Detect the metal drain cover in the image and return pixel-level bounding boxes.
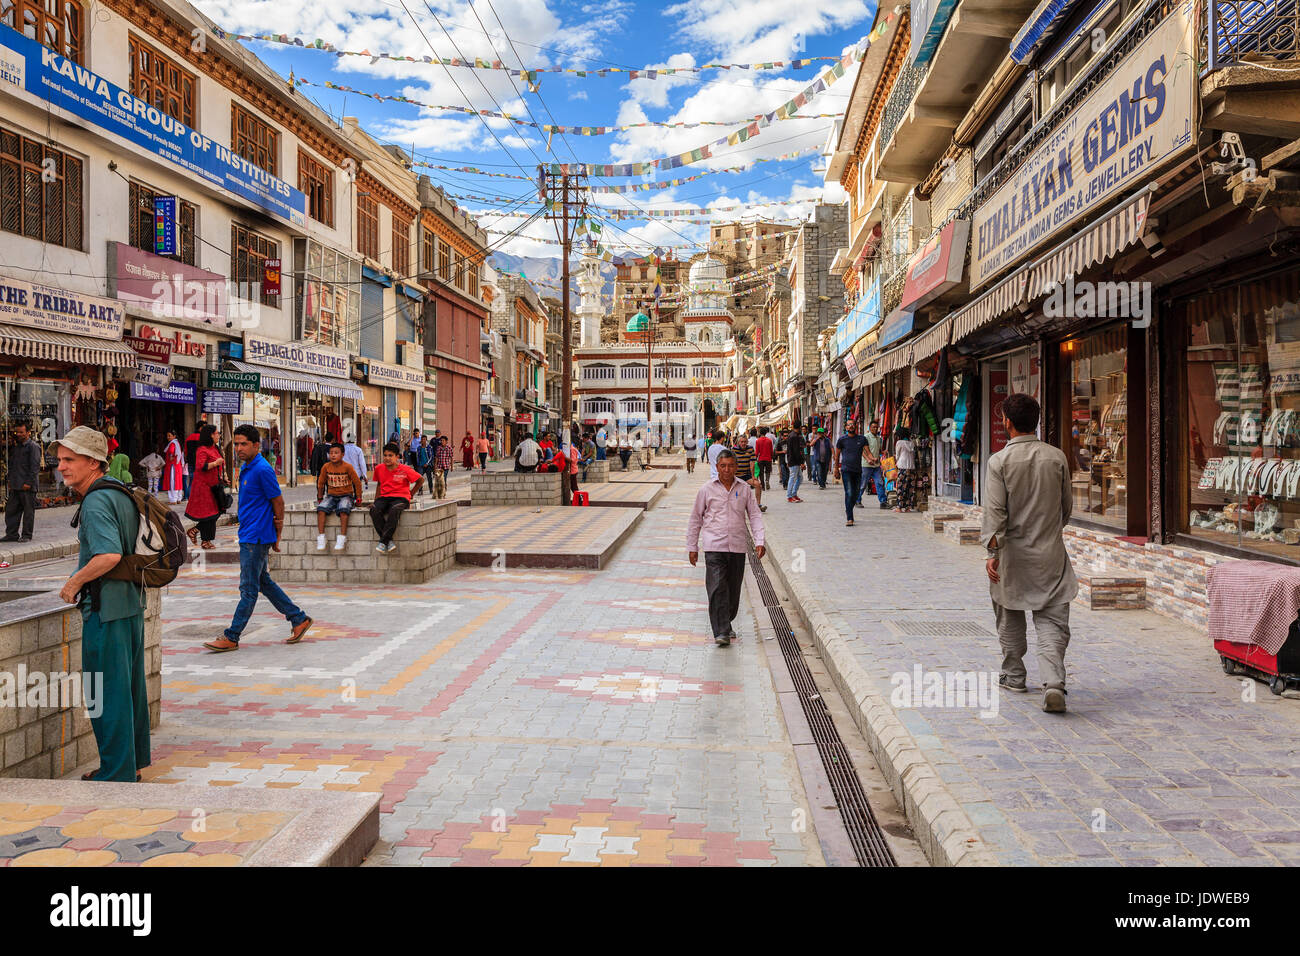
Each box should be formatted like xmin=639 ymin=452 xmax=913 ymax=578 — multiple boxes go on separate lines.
xmin=888 ymin=619 xmax=993 ymax=637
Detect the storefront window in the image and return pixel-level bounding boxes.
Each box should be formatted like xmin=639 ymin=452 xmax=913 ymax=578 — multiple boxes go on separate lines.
xmin=1060 ymin=329 xmax=1127 ymax=529
xmin=357 ymin=386 xmax=384 ymax=472
xmin=1185 ymin=281 xmax=1300 ymax=558
xmin=297 ymin=240 xmax=361 ymax=352
xmin=0 ymin=376 xmax=73 ymax=504
xmin=238 ymin=392 xmax=283 ymax=474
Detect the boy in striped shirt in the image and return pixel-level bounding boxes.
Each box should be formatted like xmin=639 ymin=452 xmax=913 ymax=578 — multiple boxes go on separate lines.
xmin=731 ymin=432 xmax=766 ymax=513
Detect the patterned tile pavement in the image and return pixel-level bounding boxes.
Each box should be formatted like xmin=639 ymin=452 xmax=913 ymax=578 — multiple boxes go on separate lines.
xmin=79 ymin=472 xmax=825 ymax=866
xmin=759 ymin=481 xmax=1300 ymax=865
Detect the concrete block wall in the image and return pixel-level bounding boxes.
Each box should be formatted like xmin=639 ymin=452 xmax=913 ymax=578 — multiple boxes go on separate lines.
xmin=270 ymin=500 xmax=458 ymax=585
xmin=471 ymin=471 xmax=565 ymax=507
xmin=583 ymin=460 xmax=610 ymax=484
xmin=1 ymin=589 xmax=161 ymax=779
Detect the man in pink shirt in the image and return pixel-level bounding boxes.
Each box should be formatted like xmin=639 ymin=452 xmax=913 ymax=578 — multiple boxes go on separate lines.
xmin=686 ymin=449 xmax=766 ymax=647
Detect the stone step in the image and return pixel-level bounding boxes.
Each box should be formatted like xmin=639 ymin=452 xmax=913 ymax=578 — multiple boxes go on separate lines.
xmin=942 ymin=523 xmax=981 ymax=545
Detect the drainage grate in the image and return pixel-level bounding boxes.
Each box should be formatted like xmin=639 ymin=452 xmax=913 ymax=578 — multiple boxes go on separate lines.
xmin=888 ymin=619 xmax=993 ymax=637
xmin=748 ymin=543 xmax=897 ymax=868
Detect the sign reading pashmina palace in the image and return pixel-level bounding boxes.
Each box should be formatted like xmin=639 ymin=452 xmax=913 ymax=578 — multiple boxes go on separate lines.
xmin=0 ymin=24 xmax=307 ymax=226
xmin=971 ymin=6 xmax=1196 ymax=290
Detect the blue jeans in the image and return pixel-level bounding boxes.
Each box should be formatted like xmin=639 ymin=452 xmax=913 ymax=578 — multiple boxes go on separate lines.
xmin=862 ymin=465 xmax=888 ymax=505
xmin=841 ymin=470 xmax=863 ymax=520
xmin=596 ymin=447 xmax=606 ymax=460
xmin=182 ymin=472 xmax=192 ymax=499
xmin=787 ymin=466 xmax=803 ymax=498
xmin=225 ymin=542 xmax=307 ymax=643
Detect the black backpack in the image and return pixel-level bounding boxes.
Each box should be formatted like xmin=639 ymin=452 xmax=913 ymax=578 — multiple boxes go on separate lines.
xmin=73 ymin=479 xmax=189 ymax=588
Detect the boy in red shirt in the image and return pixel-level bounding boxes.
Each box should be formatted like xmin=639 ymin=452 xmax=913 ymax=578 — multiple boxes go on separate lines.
xmin=369 ymin=442 xmax=423 ymax=553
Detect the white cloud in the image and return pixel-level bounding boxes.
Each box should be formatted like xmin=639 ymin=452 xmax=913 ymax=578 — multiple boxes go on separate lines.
xmin=624 ymin=53 xmax=698 ymax=110
xmin=662 ymin=0 xmax=873 ymax=62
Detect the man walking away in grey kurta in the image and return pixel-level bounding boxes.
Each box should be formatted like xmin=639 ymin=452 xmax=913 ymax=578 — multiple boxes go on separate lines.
xmin=980 ymin=393 xmax=1078 ymax=713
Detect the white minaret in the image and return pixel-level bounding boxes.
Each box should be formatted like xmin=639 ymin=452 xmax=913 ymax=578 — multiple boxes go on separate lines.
xmin=577 ymin=255 xmax=604 ymax=347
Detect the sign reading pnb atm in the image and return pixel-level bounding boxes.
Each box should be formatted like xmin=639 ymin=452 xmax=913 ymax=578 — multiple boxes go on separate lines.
xmin=971 ymin=10 xmax=1194 ymax=290
xmin=0 ymin=25 xmax=307 ymax=226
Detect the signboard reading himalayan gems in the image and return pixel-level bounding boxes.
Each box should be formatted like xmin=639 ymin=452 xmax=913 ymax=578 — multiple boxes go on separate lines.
xmin=971 ymin=8 xmax=1195 ymax=291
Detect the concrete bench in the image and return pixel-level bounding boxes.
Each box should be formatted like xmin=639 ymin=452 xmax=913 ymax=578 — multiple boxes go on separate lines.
xmin=581 ymin=460 xmax=610 ymax=484
xmin=471 ymin=471 xmax=566 ymax=507
xmin=930 ymin=513 xmax=965 ymax=533
xmin=1074 ymin=569 xmax=1147 ymax=610
xmin=942 ymin=523 xmax=981 ymax=545
xmin=269 ymin=499 xmax=457 ymax=585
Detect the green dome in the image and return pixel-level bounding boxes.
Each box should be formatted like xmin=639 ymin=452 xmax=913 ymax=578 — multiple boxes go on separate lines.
xmin=627 ymin=311 xmax=650 ymax=332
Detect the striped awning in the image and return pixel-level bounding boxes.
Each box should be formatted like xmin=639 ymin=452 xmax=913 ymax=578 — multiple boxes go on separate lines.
xmin=908 ymin=316 xmax=954 ymax=364
xmin=1024 ymin=190 xmax=1152 ymax=301
xmin=229 ymin=360 xmax=364 ymax=400
xmin=950 ymin=270 xmax=1029 ymax=345
xmin=0 ymin=326 xmax=138 ymax=367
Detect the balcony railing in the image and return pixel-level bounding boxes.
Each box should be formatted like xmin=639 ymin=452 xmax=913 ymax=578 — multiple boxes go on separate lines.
xmin=877 ymin=61 xmax=929 ymax=157
xmin=1205 ymin=0 xmax=1299 ymax=69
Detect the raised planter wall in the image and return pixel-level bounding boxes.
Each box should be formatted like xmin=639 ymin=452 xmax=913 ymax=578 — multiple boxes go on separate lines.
xmin=470 ymin=471 xmax=565 ymax=507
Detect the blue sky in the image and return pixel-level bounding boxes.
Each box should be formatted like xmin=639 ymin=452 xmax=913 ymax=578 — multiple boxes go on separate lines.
xmin=194 ymin=0 xmax=878 ymax=258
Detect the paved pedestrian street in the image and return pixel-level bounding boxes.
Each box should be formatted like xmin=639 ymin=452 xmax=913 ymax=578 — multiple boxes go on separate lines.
xmin=137 ymin=474 xmax=834 ymax=866
xmin=760 ymin=483 xmax=1300 ymax=866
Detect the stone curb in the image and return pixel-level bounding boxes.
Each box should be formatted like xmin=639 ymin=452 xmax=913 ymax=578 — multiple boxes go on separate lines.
xmin=0 ymin=513 xmax=241 ymax=569
xmin=761 ymin=533 xmax=998 ymax=867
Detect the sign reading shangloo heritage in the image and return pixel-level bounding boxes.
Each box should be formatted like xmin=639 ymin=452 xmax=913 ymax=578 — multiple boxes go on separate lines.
xmin=0 ymin=273 xmax=124 ymax=339
xmin=971 ymin=6 xmax=1195 ymax=291
xmin=243 ymin=333 xmax=349 ymax=378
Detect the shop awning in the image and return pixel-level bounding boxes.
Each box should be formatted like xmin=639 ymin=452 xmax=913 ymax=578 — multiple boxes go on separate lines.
xmin=1011 ymin=0 xmax=1088 ymax=63
xmin=0 ymin=326 xmax=138 ymax=367
xmin=229 ymin=360 xmax=363 ymax=400
xmin=1024 ymin=189 xmax=1152 ymax=301
xmin=907 ymin=317 xmax=954 ymax=365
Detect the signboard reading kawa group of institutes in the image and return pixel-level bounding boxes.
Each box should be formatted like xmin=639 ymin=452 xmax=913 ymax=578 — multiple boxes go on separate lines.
xmin=970 ymin=8 xmax=1196 ymax=291
xmin=0 ymin=25 xmax=307 ymax=227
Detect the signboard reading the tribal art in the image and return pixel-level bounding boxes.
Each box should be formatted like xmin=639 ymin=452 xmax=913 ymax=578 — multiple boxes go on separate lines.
xmin=971 ymin=9 xmax=1195 ymax=291
xmin=0 ymin=25 xmax=307 ymax=226
xmin=0 ymin=274 xmax=124 ymax=339
xmin=243 ymin=333 xmax=349 ymax=378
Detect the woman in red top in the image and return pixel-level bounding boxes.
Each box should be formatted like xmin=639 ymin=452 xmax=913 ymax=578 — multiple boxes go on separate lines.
xmin=185 ymin=423 xmax=224 ymax=549
xmin=460 ymin=431 xmax=475 ymax=470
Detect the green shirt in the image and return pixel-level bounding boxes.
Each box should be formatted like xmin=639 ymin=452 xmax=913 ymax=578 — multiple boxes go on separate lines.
xmin=77 ymin=479 xmax=145 ymax=622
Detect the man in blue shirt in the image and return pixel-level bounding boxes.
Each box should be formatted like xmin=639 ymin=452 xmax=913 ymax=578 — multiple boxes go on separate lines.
xmin=204 ymin=424 xmax=312 ymax=652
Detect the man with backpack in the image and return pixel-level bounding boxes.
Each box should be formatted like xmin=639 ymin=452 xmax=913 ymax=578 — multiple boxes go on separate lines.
xmin=204 ymin=424 xmax=313 ymax=652
xmin=54 ymin=427 xmax=151 ymax=782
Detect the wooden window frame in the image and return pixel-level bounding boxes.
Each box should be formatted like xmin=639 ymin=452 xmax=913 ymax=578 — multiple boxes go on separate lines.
xmin=297 ymin=149 xmax=334 ymax=227
xmin=231 ymin=103 xmax=278 ymax=178
xmin=128 ymin=34 xmax=196 ymax=129
xmin=3 ymin=0 xmax=83 ymax=63
xmin=391 ymin=211 xmax=411 ymax=277
xmin=437 ymin=238 xmax=450 ymax=281
xmin=128 ymin=179 xmax=197 ymax=266
xmin=0 ymin=124 xmax=84 ymax=251
xmin=356 ymin=193 xmax=379 ymax=260
xmin=230 ymin=222 xmax=279 ymax=308
xmin=421 ymin=227 xmax=435 ymax=274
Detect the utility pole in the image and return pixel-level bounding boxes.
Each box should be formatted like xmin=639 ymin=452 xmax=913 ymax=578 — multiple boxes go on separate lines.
xmin=539 ymin=165 xmax=588 ymax=446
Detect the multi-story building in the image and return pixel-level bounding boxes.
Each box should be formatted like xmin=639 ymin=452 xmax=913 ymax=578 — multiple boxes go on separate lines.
xmin=488 ymin=274 xmax=548 ymax=446
xmin=575 ymin=255 xmax=740 ymax=443
xmin=0 ymin=0 xmax=379 ymax=494
xmin=418 ymin=179 xmax=490 ymax=447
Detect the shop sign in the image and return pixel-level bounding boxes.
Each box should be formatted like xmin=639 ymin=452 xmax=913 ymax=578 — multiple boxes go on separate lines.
xmin=208 ymin=369 xmax=260 ymax=392
xmin=514 ymin=412 xmax=533 ymax=424
xmin=110 ymin=243 xmax=228 ymax=323
xmin=833 ymin=278 xmax=882 ymax=358
xmin=971 ymin=9 xmax=1195 ymax=291
xmin=900 ymin=219 xmax=970 ymax=312
xmin=879 ymin=309 xmax=915 ymax=349
xmin=263 ymin=259 xmax=282 ymax=297
xmin=202 ymin=389 xmax=242 ymax=414
xmin=153 ymin=196 xmax=177 ymax=256
xmin=365 ymin=360 xmax=425 ymax=391
xmin=843 ymin=350 xmax=859 ymax=378
xmin=130 ymin=360 xmax=172 ymax=388
xmin=0 ymin=25 xmax=307 ymax=226
xmin=244 ymin=333 xmax=349 ymax=378
xmin=129 ymin=380 xmax=196 ymax=404
xmin=0 ymin=273 xmax=123 ymax=339
xmin=130 ymin=322 xmax=210 ymax=367
xmin=123 ymin=335 xmax=171 ymax=363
